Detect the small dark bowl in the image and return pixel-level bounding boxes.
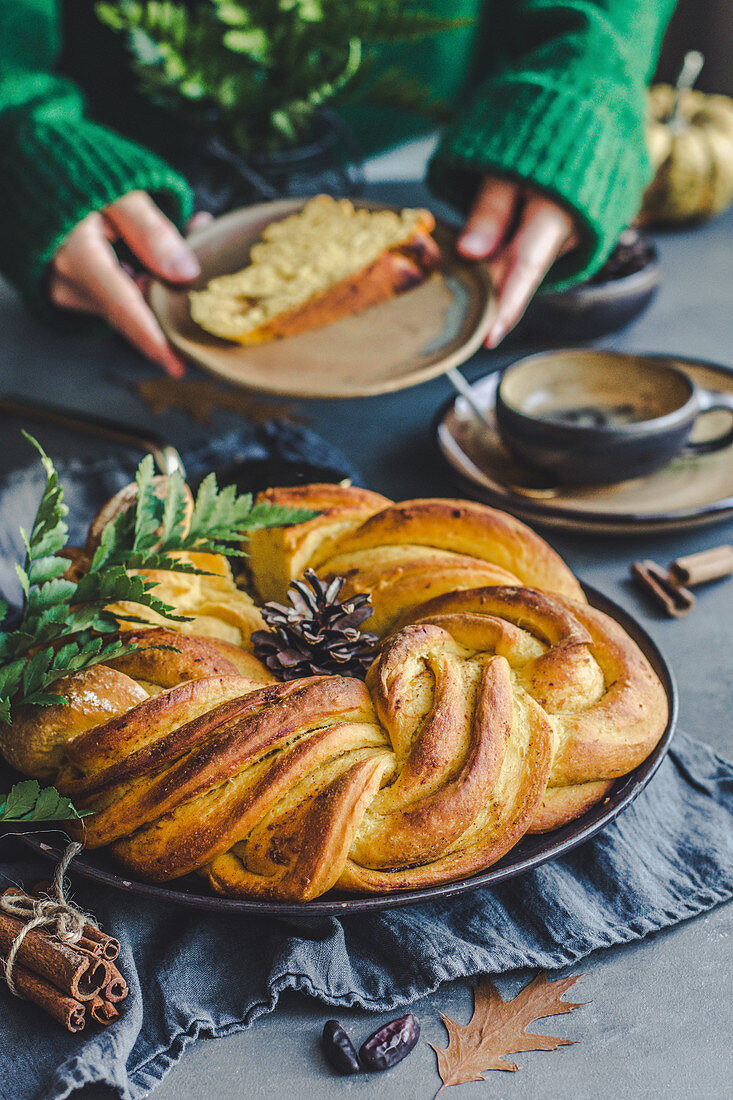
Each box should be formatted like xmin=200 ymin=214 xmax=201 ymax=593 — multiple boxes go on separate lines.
xmin=523 ymin=247 xmax=661 ymax=341
xmin=495 ymin=350 xmax=733 ymax=486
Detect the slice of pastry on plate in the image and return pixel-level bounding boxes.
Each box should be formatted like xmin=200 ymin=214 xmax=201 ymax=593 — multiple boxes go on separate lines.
xmin=190 ymin=195 xmax=441 ymax=344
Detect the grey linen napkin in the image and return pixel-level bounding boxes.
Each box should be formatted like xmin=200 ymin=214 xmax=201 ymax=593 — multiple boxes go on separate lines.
xmin=1 ymin=431 xmax=732 ymax=1100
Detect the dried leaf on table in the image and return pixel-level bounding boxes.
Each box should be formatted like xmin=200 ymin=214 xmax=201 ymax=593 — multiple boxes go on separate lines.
xmin=432 ymin=972 xmax=585 ymax=1093
xmin=131 ymin=377 xmax=306 ymax=426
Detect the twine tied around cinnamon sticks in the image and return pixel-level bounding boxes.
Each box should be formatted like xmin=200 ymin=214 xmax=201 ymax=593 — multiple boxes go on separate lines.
xmin=1 ymin=842 xmax=89 ymax=996
xmin=0 ymin=841 xmax=128 ymax=1031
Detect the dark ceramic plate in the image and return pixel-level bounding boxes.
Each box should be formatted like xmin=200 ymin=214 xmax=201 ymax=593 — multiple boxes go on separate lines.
xmin=2 ymin=586 xmax=676 ymax=918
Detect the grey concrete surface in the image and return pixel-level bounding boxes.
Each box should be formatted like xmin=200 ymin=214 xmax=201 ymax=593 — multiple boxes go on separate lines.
xmin=0 ymin=140 xmax=731 ymax=1099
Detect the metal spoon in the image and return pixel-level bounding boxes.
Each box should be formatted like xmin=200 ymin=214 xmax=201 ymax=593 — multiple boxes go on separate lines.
xmin=0 ymin=394 xmax=186 ymax=477
xmin=445 ymin=368 xmax=495 ymax=432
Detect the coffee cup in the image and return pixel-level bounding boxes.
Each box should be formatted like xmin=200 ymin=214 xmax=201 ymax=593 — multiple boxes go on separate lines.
xmin=495 ymin=350 xmax=733 ymax=486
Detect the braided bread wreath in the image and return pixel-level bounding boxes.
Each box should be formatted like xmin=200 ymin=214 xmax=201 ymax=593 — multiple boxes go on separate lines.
xmin=0 ymin=484 xmax=668 ymax=903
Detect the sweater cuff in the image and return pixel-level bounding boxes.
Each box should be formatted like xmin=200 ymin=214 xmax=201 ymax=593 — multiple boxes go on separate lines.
xmin=428 ymin=78 xmax=651 ymax=289
xmin=0 ymin=116 xmax=193 ymax=322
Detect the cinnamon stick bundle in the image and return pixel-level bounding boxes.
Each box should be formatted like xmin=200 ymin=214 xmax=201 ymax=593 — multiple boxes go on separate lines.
xmin=0 ymin=885 xmax=128 ymax=1032
xmin=0 ymin=910 xmax=108 ymax=1001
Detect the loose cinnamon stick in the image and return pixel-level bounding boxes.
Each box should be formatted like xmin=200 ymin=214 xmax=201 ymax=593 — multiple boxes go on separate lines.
xmin=10 ymin=963 xmax=86 ymax=1033
xmin=631 ymin=559 xmax=695 ymax=617
xmin=0 ymin=909 xmax=108 ymax=1001
xmin=669 ymin=545 xmax=733 ymax=587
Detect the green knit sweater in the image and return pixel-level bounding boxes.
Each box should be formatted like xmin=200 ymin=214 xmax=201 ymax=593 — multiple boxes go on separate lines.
xmin=0 ymin=0 xmax=677 ymax=321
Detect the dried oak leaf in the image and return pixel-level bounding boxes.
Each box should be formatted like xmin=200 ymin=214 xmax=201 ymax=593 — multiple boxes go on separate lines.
xmin=432 ymin=972 xmax=585 ymax=1093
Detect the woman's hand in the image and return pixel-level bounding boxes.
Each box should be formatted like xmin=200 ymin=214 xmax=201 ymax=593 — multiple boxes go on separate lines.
xmin=458 ymin=176 xmax=580 ymax=348
xmin=49 ymin=191 xmax=212 ymax=377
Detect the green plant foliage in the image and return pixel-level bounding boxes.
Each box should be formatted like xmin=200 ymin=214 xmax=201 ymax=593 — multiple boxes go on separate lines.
xmin=96 ymin=0 xmax=472 ymax=153
xmin=0 ymin=436 xmax=315 ymax=724
xmin=0 ymin=779 xmax=91 ymax=823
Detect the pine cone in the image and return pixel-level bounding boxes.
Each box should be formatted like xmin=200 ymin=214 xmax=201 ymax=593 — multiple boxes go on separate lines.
xmin=251 ymin=570 xmax=378 ymax=681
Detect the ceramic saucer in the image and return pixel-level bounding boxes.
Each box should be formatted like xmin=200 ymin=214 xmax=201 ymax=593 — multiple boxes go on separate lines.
xmin=436 ymin=353 xmax=733 ymax=534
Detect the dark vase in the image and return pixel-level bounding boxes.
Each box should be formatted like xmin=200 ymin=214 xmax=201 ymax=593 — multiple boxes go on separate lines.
xmin=186 ymin=109 xmax=365 ymax=215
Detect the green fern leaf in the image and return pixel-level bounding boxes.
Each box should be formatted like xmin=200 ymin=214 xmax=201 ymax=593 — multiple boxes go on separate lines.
xmin=0 ymin=435 xmax=316 ymax=723
xmin=27 ymin=555 xmax=71 ymax=588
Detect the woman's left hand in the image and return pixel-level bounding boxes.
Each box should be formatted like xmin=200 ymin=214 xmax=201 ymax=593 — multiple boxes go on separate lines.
xmin=457 ymin=175 xmax=580 ymax=347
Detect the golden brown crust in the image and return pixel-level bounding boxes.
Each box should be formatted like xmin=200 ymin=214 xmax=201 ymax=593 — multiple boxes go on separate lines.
xmin=527 ymin=779 xmax=614 ymax=833
xmin=206 ymin=753 xmax=390 ymax=901
xmin=353 ymin=645 xmax=516 ymax=867
xmin=539 ymin=596 xmax=669 ymax=787
xmin=107 ymin=628 xmax=272 ymax=687
xmin=25 ymin=579 xmax=666 ymax=901
xmin=2 ymin=476 xmax=670 ymax=904
xmin=191 ymin=638 xmax=273 ymax=682
xmin=58 ymin=674 xmax=259 ymax=784
xmin=338 ymin=676 xmax=555 ymax=894
xmin=256 ymin=483 xmax=391 ymax=514
xmin=248 ymin=484 xmax=391 ymax=603
xmin=0 ymin=624 xmax=271 ymax=782
xmin=321 ymin=498 xmax=585 ymax=600
xmin=249 ymin=487 xmax=585 ymax=630
xmin=62 ymin=580 xmax=665 ymax=900
xmin=403 ymin=584 xmax=669 ymax=801
xmin=329 ymin=550 xmax=523 ymax=636
xmin=79 ymin=676 xmax=383 ymax=879
xmin=119 ymin=720 xmax=386 ymax=884
xmin=0 ymin=666 xmax=149 ymax=781
xmin=234 ymin=250 xmax=429 ymax=345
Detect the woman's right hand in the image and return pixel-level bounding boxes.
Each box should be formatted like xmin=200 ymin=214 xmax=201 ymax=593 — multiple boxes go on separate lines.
xmin=49 ymin=191 xmax=210 ymax=377
xmin=458 ymin=175 xmax=580 ymax=347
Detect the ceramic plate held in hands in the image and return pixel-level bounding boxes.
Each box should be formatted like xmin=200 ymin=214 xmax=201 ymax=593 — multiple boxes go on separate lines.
xmin=149 ymin=199 xmax=495 ymax=399
xmin=6 ymin=587 xmax=676 ymax=919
